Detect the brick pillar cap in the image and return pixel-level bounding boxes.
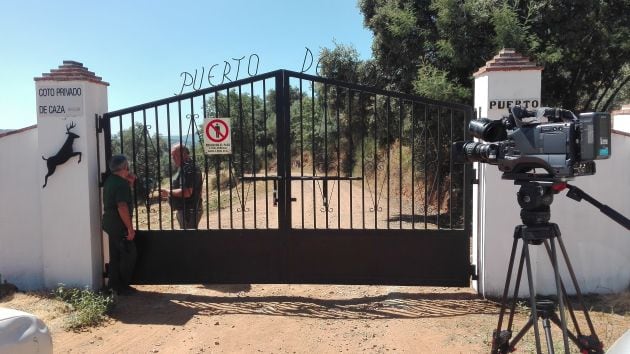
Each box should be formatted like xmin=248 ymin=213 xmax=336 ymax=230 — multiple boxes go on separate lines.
xmin=34 ymin=60 xmax=109 ymax=86
xmin=473 ymin=48 xmax=543 ymax=77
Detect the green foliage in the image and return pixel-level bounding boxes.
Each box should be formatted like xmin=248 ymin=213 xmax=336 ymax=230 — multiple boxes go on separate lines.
xmin=490 ymin=1 xmax=530 ymax=51
xmin=359 ymin=0 xmax=630 ymax=111
xmin=53 ymin=285 xmax=114 ymax=330
xmin=414 ymin=62 xmax=470 ymax=102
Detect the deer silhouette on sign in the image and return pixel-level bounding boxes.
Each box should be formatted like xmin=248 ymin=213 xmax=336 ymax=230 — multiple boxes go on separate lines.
xmin=42 ymin=121 xmax=82 ymax=188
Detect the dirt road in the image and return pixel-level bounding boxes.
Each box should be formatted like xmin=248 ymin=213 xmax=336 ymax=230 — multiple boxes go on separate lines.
xmin=50 ymin=285 xmax=501 ymax=353
xmin=1 ymin=284 xmax=621 ymax=354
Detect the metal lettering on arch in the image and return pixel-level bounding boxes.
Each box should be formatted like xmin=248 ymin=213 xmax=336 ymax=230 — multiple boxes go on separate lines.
xmin=99 ymin=70 xmax=473 ymax=286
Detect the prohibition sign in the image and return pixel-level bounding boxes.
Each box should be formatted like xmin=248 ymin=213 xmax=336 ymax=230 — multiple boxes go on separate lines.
xmin=206 ymin=119 xmax=229 ymax=142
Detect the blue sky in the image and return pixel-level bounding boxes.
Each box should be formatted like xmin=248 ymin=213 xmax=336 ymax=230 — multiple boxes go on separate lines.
xmin=0 ymin=0 xmax=373 ymax=129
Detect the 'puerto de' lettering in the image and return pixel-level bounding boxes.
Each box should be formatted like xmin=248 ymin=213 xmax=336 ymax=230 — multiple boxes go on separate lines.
xmin=489 ymin=99 xmax=539 ymax=110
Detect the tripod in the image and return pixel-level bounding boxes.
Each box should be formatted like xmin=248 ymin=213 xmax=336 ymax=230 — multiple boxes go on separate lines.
xmin=490 ymin=180 xmax=610 ymax=354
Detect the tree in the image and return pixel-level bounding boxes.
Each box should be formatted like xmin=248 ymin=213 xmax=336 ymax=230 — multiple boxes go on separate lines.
xmin=359 ymin=0 xmax=630 ymax=112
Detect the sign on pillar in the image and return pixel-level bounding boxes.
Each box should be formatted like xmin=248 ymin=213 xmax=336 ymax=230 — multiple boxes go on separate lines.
xmin=36 ymin=84 xmax=84 ymax=118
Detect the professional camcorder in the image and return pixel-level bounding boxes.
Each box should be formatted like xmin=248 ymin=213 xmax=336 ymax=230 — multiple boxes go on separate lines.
xmin=453 ymin=106 xmax=611 ymax=179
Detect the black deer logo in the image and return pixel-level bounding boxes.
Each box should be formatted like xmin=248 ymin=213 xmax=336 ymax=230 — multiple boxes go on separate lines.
xmin=42 ymin=122 xmax=82 ymax=188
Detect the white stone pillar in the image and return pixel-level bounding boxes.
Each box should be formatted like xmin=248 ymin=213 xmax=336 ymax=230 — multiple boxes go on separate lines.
xmin=472 ymin=49 xmax=543 ymax=297
xmin=35 ymin=61 xmax=108 ymax=289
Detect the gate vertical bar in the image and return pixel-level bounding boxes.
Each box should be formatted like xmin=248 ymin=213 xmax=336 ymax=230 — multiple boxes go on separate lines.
xmin=131 ymin=113 xmax=139 ymax=229
xmin=311 ymin=82 xmax=316 ymax=228
xmin=424 ymin=105 xmax=429 ymax=229
xmin=324 ymin=83 xmax=329 ymax=228
xmin=386 ymin=96 xmax=391 ymax=229
xmin=373 ymin=94 xmax=378 ymax=229
xmin=262 ymin=82 xmax=269 ymax=228
xmin=398 ymin=99 xmax=403 ymax=229
xmin=142 ymin=109 xmax=150 ymax=229
xmin=251 ymin=83 xmax=257 ymax=229
xmin=299 ymin=79 xmax=305 ymax=228
xmin=411 ymin=103 xmax=416 ymax=230
xmin=238 ymin=86 xmax=245 ymax=228
xmin=275 ymin=71 xmax=289 ymax=230
xmin=348 ymin=89 xmax=353 ymax=229
xmin=361 ymin=93 xmax=365 ymax=229
xmin=436 ymin=107 xmax=441 ymax=229
xmin=336 ymin=87 xmax=341 ymax=229
xmin=227 ymin=90 xmax=233 ymax=228
xmin=449 ymin=108 xmax=454 ymax=229
xmin=154 ymin=106 xmax=163 ymax=230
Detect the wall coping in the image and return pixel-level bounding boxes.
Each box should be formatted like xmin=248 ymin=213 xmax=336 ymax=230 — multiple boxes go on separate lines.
xmin=613 ymin=129 xmax=630 ymax=137
xmin=0 ymin=124 xmax=37 ymax=139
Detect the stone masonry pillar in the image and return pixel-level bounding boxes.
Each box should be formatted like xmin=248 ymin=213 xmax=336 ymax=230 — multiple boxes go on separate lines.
xmin=472 ymin=49 xmax=543 ymax=297
xmin=35 ymin=61 xmax=108 ymax=289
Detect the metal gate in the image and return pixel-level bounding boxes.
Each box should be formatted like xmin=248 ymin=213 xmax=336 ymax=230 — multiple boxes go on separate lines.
xmin=99 ymin=70 xmax=473 ymax=286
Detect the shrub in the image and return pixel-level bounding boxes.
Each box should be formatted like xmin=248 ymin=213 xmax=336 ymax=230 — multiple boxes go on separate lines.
xmin=53 ymin=285 xmax=114 ymax=330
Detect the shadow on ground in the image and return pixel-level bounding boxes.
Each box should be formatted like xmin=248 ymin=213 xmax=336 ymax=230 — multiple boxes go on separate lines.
xmin=110 ymin=288 xmax=500 ymax=326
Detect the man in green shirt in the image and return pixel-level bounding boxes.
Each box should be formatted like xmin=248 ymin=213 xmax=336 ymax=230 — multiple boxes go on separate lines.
xmin=102 ymin=155 xmax=137 ymax=295
xmin=159 ymin=144 xmax=203 ymax=229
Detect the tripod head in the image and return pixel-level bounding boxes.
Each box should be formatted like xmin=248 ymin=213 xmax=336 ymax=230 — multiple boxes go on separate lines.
xmin=514 ymin=180 xmax=556 ymax=226
xmin=508 ymin=174 xmax=630 ymax=231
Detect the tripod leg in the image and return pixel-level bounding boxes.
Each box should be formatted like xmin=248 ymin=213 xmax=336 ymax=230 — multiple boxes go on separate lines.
xmin=523 ymin=242 xmax=543 ymax=354
xmin=548 ymin=313 xmax=583 ymax=347
xmin=543 ymin=240 xmax=583 ymax=335
xmin=556 ymin=236 xmax=604 ymax=353
xmin=508 ymin=318 xmax=534 ymax=352
xmin=549 ymin=237 xmax=570 ymax=353
xmin=496 ymin=235 xmax=520 ymax=331
xmin=542 ymin=318 xmax=555 ymax=354
xmin=556 ymin=236 xmax=599 ymax=337
xmin=492 ymin=234 xmax=521 ymax=354
xmin=507 ymin=243 xmax=527 ymax=331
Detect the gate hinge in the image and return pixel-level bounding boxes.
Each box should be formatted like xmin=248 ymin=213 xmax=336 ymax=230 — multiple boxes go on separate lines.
xmin=471 ymin=168 xmax=478 ymax=184
xmin=470 ymin=264 xmax=479 ymax=280
xmin=96 ymin=114 xmax=104 ymax=133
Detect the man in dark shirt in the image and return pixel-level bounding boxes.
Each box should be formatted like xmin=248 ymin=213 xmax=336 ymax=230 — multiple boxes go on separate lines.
xmin=102 ymin=155 xmax=137 ymax=295
xmin=160 ymin=144 xmax=203 ymax=229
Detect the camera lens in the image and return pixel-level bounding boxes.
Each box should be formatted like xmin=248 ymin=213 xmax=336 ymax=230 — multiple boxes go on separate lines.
xmin=468 ymin=118 xmax=507 ymax=142
xmin=460 ymin=142 xmax=499 ymax=163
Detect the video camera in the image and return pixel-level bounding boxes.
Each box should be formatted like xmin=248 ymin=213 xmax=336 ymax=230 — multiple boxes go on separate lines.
xmin=453 ymin=106 xmax=612 ymax=180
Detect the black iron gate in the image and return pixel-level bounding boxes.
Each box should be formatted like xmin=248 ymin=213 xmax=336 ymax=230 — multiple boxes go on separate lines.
xmin=99 ymin=70 xmax=473 ymax=286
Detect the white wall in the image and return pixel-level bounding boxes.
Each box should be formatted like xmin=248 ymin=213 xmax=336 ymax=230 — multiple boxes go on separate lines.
xmin=537 ymin=132 xmax=630 ymax=294
xmin=0 ymin=127 xmax=44 ymax=290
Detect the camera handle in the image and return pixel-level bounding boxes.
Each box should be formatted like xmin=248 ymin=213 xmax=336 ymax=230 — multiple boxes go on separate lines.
xmin=559 ymin=183 xmax=630 ymax=231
